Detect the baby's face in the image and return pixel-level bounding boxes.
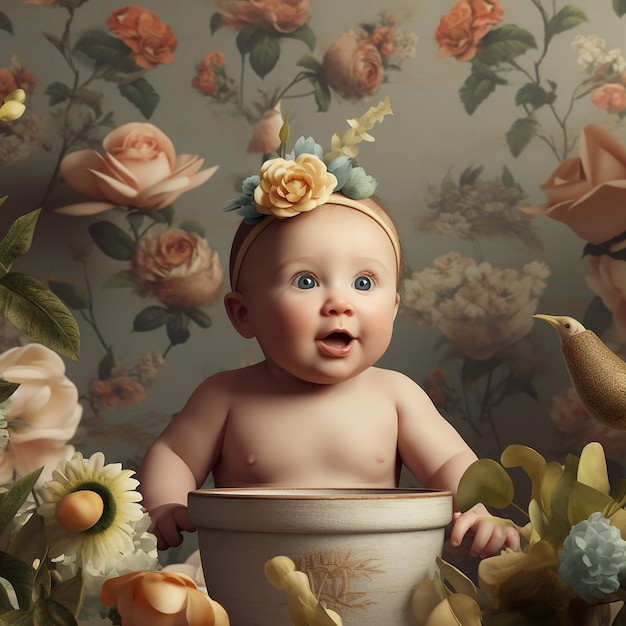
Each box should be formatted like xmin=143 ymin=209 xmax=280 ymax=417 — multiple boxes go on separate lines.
xmin=237 ymin=203 xmax=400 ymax=385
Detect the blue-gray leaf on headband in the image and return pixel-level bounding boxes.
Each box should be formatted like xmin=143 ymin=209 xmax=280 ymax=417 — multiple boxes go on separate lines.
xmin=291 ymin=136 xmax=324 ymax=159
xmin=241 ymin=175 xmax=260 ymax=196
xmin=341 ymin=167 xmax=377 ymax=199
xmin=327 ymin=155 xmax=352 ymax=191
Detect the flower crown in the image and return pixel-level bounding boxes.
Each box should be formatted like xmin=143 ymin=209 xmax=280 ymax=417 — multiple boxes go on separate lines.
xmin=224 ymin=97 xmax=393 ymax=223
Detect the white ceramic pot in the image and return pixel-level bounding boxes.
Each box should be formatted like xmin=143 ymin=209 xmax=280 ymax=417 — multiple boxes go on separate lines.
xmin=188 ymin=488 xmax=453 ymax=626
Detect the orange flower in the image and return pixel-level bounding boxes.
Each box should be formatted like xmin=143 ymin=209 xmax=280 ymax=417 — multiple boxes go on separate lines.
xmin=216 ymin=0 xmax=310 ymax=34
xmin=192 ymin=51 xmax=225 ymax=96
xmin=108 ymin=6 xmax=177 ymax=69
xmin=322 ymin=31 xmax=384 ymax=102
xmin=131 ymin=229 xmax=224 ymax=308
xmin=435 ymin=0 xmax=503 ymax=62
xmin=0 ymin=63 xmax=38 ymax=101
xmin=370 ymin=26 xmax=396 ymax=58
xmin=591 ymin=83 xmax=626 ymax=114
xmin=101 ymin=571 xmax=229 ymax=626
xmin=89 ymin=377 xmax=148 ymax=409
xmin=522 ymin=124 xmax=626 ymax=245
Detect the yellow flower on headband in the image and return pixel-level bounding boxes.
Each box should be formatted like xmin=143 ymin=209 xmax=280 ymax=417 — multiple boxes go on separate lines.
xmin=254 ymin=153 xmax=337 ymax=218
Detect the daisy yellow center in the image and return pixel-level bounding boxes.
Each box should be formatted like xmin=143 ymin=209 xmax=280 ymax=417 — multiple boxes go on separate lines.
xmin=55 ymin=489 xmax=104 ymax=532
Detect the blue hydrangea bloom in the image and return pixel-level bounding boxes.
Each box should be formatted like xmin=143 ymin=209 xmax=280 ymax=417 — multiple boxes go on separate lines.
xmin=289 ymin=136 xmax=323 ymax=159
xmin=340 ymin=166 xmax=377 ymax=200
xmin=558 ymin=512 xmax=626 ymax=602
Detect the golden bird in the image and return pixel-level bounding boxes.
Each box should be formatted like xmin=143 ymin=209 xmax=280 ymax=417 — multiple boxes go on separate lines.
xmin=534 ymin=313 xmax=626 ymax=430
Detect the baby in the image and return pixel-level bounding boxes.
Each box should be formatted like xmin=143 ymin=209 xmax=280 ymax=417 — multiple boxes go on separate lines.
xmin=138 ymin=101 xmax=519 ymax=559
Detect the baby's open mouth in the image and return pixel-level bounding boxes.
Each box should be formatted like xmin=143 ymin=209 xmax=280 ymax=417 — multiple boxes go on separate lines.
xmin=320 ymin=332 xmax=353 ymax=348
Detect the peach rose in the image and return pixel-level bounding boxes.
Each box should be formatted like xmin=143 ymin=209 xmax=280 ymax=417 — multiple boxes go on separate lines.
xmin=101 ymin=571 xmax=229 ymax=626
xmin=247 ymin=101 xmax=283 ymax=154
xmin=0 ymin=344 xmax=82 ymax=486
xmin=108 ymin=6 xmax=177 ymax=69
xmin=591 ymin=83 xmax=626 ymax=114
xmin=216 ymin=0 xmax=310 ymax=33
xmin=522 ymin=124 xmax=626 ymax=245
xmin=322 ymin=31 xmax=384 ymax=102
xmin=132 ymin=229 xmax=224 ymax=308
xmin=192 ymin=51 xmax=225 ymax=96
xmin=435 ymin=0 xmax=503 ymax=62
xmin=370 ymin=26 xmax=396 ymax=58
xmin=89 ymin=376 xmax=148 ymax=410
xmin=58 ymin=123 xmax=218 ymax=215
xmin=254 ymin=154 xmax=337 ymax=217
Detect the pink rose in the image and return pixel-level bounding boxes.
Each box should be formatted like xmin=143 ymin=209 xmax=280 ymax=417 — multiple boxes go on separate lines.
xmin=0 ymin=344 xmax=82 ymax=485
xmin=591 ymin=83 xmax=626 ymax=114
xmin=247 ymin=101 xmax=283 ymax=154
xmin=216 ymin=0 xmax=310 ymax=33
xmin=131 ymin=229 xmax=224 ymax=308
xmin=322 ymin=31 xmax=383 ymax=102
xmin=522 ymin=124 xmax=626 ymax=245
xmin=58 ymin=123 xmax=218 ymax=215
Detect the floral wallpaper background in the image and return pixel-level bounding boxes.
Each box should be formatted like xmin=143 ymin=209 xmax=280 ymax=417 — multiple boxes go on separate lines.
xmin=2 ymin=0 xmax=626 ymax=565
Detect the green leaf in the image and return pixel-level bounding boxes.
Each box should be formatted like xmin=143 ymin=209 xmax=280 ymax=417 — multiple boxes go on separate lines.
xmin=119 ymin=77 xmax=159 ymax=119
xmin=0 ymin=581 xmax=14 ymax=613
xmin=457 ymin=458 xmax=514 ymax=512
xmin=476 ymin=25 xmax=537 ymax=66
xmin=44 ymin=81 xmax=73 ymax=107
xmin=133 ymin=306 xmax=171 ymax=332
xmin=546 ymin=6 xmax=587 ymax=39
xmin=0 ymin=273 xmax=81 ymax=360
xmin=249 ymin=33 xmax=281 ymax=78
xmin=506 ymin=114 xmax=540 ymax=157
xmin=501 ymin=165 xmax=515 ymax=187
xmin=131 ymin=206 xmax=173 ymax=225
xmin=48 ymin=280 xmax=89 ymax=310
xmin=33 ymin=592 xmax=79 ymax=626
xmin=236 ymin=27 xmax=261 ymax=55
xmin=501 ymin=445 xmax=546 ymax=504
xmin=7 ymin=513 xmax=46 ymax=570
xmin=459 ymin=165 xmax=483 ymax=186
xmin=0 ymin=380 xmax=19 ymax=404
xmin=97 ymin=350 xmax=115 ymax=381
xmin=0 ymin=209 xmax=40 ymax=275
xmin=282 ymin=24 xmax=316 ymax=51
xmin=0 ymin=552 xmax=33 ymax=611
xmin=459 ymin=62 xmax=505 ymax=115
xmin=297 ymin=55 xmax=323 ymax=72
xmin=577 ymin=441 xmax=609 ymax=494
xmin=311 ymin=76 xmax=331 ymax=112
xmin=0 ymin=468 xmax=42 ymax=535
xmin=614 ymin=0 xmax=626 ymax=17
xmin=184 ymin=308 xmax=211 ymax=329
xmin=166 ymin=310 xmax=190 ymax=345
xmin=43 ymin=32 xmax=66 ymax=59
xmin=73 ymin=30 xmax=132 ymax=68
xmin=210 ymin=12 xmax=223 ymax=34
xmin=50 ymin=569 xmax=84 ymax=619
xmin=0 ymin=196 xmax=7 ymax=208
xmin=514 ymin=82 xmax=555 ymax=110
xmin=460 ymin=358 xmax=500 ymax=386
xmin=88 ymin=221 xmax=135 ymax=261
xmin=0 ymin=11 xmax=13 ymax=35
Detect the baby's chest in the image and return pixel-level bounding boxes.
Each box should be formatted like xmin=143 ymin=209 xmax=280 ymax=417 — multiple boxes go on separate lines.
xmin=217 ymin=397 xmax=398 ymax=485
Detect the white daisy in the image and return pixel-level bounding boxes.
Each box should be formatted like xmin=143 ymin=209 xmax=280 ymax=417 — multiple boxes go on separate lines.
xmin=38 ymin=451 xmax=143 ymax=569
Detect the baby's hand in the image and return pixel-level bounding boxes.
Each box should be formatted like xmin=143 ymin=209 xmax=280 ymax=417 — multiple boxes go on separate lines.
xmin=148 ymin=503 xmax=197 ymax=550
xmin=450 ymin=503 xmax=520 ymax=558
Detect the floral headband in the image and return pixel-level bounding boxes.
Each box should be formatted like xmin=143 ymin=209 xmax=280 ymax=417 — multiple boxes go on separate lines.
xmin=225 ymin=98 xmax=399 ymax=290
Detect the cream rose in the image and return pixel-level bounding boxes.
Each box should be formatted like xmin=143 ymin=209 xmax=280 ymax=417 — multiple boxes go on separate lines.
xmin=101 ymin=571 xmax=229 ymax=626
xmin=322 ymin=31 xmax=383 ymax=102
xmin=0 ymin=343 xmax=82 ymax=485
xmin=254 ymin=153 xmax=337 ymax=217
xmin=132 ymin=229 xmax=224 ymax=308
xmin=216 ymin=0 xmax=310 ymax=33
xmin=522 ymin=124 xmax=626 ymax=245
xmin=58 ymin=123 xmax=218 ymax=216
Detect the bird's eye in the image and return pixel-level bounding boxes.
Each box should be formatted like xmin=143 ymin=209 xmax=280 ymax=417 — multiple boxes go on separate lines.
xmin=354 ymin=275 xmax=373 ymax=291
xmin=294 ymin=274 xmax=316 ymax=290
xmin=565 ymin=323 xmax=571 ymax=329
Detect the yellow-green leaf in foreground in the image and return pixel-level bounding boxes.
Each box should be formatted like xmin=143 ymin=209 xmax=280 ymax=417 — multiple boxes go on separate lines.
xmin=0 ymin=272 xmax=80 ymax=360
xmin=457 ymin=458 xmax=514 ymax=512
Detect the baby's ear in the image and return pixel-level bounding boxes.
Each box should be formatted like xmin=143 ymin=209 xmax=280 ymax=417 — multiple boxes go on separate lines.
xmin=224 ymin=291 xmax=254 ymax=338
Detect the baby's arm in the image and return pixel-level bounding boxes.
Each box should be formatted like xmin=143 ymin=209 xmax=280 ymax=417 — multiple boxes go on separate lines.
xmin=138 ymin=373 xmax=230 ymax=549
xmin=392 ymin=371 xmax=518 ymax=557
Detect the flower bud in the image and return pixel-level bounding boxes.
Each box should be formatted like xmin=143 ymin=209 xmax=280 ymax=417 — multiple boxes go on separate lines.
xmin=5 ymin=89 xmax=26 ymax=104
xmin=0 ymin=100 xmax=26 ymax=122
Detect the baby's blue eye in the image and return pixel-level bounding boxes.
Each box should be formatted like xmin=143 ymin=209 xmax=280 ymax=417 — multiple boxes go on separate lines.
xmin=294 ymin=274 xmax=316 ymax=290
xmin=354 ymin=275 xmax=373 ymax=291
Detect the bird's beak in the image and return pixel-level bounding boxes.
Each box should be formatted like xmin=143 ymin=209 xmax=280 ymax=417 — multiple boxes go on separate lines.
xmin=533 ymin=313 xmax=560 ymax=330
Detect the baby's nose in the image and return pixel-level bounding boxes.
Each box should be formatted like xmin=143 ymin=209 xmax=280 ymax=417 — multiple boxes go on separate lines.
xmin=321 ymin=291 xmax=354 ymax=316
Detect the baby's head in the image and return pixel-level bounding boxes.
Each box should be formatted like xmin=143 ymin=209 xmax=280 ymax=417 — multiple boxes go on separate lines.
xmin=228 ymin=192 xmax=403 ymax=293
